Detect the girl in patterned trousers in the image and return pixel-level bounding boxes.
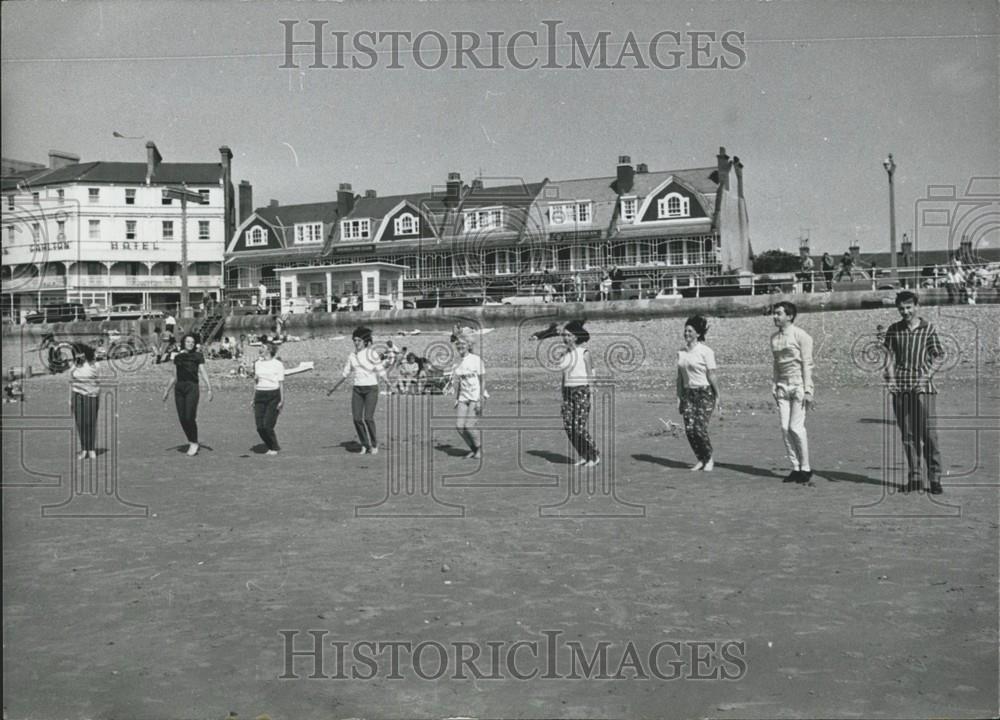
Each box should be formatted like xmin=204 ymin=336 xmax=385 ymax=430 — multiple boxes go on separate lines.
xmin=560 ymin=320 xmax=600 ymax=467
xmin=676 ymin=316 xmax=722 ymax=471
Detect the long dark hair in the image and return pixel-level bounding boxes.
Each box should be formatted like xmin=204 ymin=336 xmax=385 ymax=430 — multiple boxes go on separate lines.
xmin=685 ymin=315 xmax=709 ymax=341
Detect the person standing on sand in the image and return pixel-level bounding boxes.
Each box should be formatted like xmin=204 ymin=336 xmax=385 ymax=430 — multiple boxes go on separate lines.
xmin=770 ymin=301 xmax=815 ymax=483
xmin=882 ymin=290 xmax=944 ymax=494
xmin=448 ymin=334 xmax=487 ymax=459
xmin=676 ymin=315 xmax=721 ymax=471
xmin=559 ymin=320 xmax=600 ymax=467
xmin=252 ymin=342 xmax=285 ymax=456
xmin=327 ymin=326 xmax=389 ymax=454
xmin=162 ymin=333 xmax=213 ymax=456
xmin=69 ymin=344 xmax=103 ymax=460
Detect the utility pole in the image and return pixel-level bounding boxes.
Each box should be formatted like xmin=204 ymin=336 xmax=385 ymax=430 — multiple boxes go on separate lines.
xmin=163 ymin=185 xmax=207 ymax=318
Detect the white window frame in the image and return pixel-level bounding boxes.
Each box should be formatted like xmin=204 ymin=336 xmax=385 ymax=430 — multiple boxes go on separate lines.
xmin=162 ymin=220 xmax=174 ymax=240
xmin=341 ymin=218 xmax=371 ymax=241
xmin=88 ymin=219 xmax=100 ymax=240
xmin=125 ymin=220 xmax=137 ymax=241
xmin=393 ymin=212 xmax=419 ymax=236
xmin=56 ymin=220 xmax=66 ymax=240
xmin=57 ymin=189 xmax=65 ymax=202
xmin=198 ymin=220 xmax=210 ymax=241
xmin=88 ymin=188 xmax=100 ymax=203
xmin=657 ymin=192 xmax=690 ymax=219
xmin=245 ymin=226 xmax=267 ymax=247
xmin=125 ymin=188 xmax=136 ymax=205
xmin=620 ymin=196 xmax=638 ymax=223
xmin=464 ymin=207 xmax=504 ymax=232
xmin=548 ymin=201 xmax=593 ymax=226
xmin=198 ymin=189 xmax=210 ymax=204
xmin=294 ymin=222 xmax=323 ymax=244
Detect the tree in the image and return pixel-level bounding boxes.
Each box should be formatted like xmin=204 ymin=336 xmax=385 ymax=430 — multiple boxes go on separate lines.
xmin=752 ymin=249 xmax=801 ymax=274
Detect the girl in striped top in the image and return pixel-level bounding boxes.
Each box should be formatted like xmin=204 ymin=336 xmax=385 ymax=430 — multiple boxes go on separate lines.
xmin=69 ymin=344 xmax=101 ymax=460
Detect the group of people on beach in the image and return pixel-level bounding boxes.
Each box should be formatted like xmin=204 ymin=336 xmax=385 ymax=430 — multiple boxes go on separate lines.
xmin=65 ymin=290 xmax=946 ymax=493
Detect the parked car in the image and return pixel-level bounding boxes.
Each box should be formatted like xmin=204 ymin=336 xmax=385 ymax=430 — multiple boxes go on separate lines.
xmin=24 ymin=303 xmax=88 ymax=324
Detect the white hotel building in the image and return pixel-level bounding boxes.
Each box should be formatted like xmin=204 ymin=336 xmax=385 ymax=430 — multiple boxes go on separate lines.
xmin=1 ymin=144 xmax=235 ymax=319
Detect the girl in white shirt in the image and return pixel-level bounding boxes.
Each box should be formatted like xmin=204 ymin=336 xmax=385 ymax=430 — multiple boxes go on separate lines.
xmin=676 ymin=315 xmax=721 ymax=471
xmin=253 ymin=343 xmax=285 ymax=455
xmin=328 ymin=326 xmax=388 ymax=454
xmin=560 ymin=320 xmax=600 ymax=466
xmin=450 ymin=334 xmax=486 ymax=458
xmin=69 ymin=344 xmax=102 ymax=460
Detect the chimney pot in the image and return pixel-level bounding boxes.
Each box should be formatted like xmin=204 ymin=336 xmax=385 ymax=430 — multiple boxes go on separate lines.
xmin=447 ymin=172 xmax=461 ymax=182
xmin=365 ymin=189 xmax=377 ymax=198
xmin=636 ymin=163 xmax=648 ymax=174
xmin=338 ymin=182 xmax=352 ymax=191
xmin=471 ymin=178 xmax=483 ymax=190
xmin=618 ymin=155 xmax=631 ymax=165
xmin=269 ymin=199 xmax=279 ymax=207
xmin=337 ymin=182 xmax=356 ymax=215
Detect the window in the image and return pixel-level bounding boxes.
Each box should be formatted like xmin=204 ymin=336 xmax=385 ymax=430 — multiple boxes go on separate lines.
xmin=341 ymin=219 xmax=371 ymax=241
xmin=162 ymin=221 xmax=174 ymax=240
xmin=57 ymin=220 xmax=66 ymax=240
xmin=162 ymin=195 xmax=173 ymax=205
xmin=657 ymin=192 xmax=690 ymax=219
xmin=669 ymin=241 xmax=684 ymax=265
xmin=294 ymin=222 xmax=323 ymax=244
xmin=620 ymin=197 xmax=637 ymax=223
xmin=245 ymin=227 xmax=267 ymax=247
xmin=198 ymin=189 xmax=210 ymax=204
xmin=125 ymin=220 xmax=137 ymax=241
xmin=549 ymin=201 xmax=592 ymax=225
xmin=31 ymin=223 xmax=40 ymax=241
xmin=31 ymin=192 xmax=39 ymax=204
xmin=393 ymin=212 xmax=419 ymax=236
xmin=88 ymin=188 xmax=99 ymax=203
xmin=125 ymin=189 xmax=136 ymax=205
xmin=57 ymin=189 xmax=65 ymax=202
xmin=89 ymin=220 xmax=100 ymax=240
xmin=464 ymin=207 xmax=504 ymax=231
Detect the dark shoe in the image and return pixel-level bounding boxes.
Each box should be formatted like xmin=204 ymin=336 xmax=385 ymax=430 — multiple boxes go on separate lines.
xmin=784 ymin=470 xmax=802 ymax=483
xmin=929 ymin=481 xmax=943 ymax=495
xmin=900 ymin=479 xmax=921 ymax=493
xmin=797 ymin=470 xmax=813 ymax=484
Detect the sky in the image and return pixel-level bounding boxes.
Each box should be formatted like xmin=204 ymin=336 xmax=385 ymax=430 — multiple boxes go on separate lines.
xmin=2 ymin=0 xmax=998 ymax=255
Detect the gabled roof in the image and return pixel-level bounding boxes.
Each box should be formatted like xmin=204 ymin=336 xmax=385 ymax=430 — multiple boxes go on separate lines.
xmin=2 ymin=161 xmax=224 ymax=188
xmin=342 ymin=193 xmax=431 ymax=221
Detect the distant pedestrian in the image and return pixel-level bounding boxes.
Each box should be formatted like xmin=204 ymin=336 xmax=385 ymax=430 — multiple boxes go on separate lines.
xmin=252 ymin=342 xmax=285 ymax=455
xmin=676 ymin=315 xmax=721 ymax=471
xmin=600 ymin=272 xmax=613 ymax=301
xmin=559 ymin=320 xmax=599 ymax=467
xmin=164 ymin=313 xmax=176 ymax=335
xmin=882 ymin=291 xmax=944 ymax=494
xmin=257 ymin=282 xmax=269 ymax=313
xmin=162 ymin=333 xmax=213 ymax=456
xmin=821 ymin=252 xmax=836 ymax=291
xmin=70 ymin=344 xmax=102 ymax=460
xmin=770 ymin=301 xmax=815 ymax=483
xmin=799 ymin=254 xmax=815 ymax=293
xmin=328 ymin=326 xmax=389 ymax=454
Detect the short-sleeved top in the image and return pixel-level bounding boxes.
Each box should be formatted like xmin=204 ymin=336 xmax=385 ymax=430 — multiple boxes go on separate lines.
xmin=560 ymin=345 xmax=591 ymax=387
xmin=883 ymin=318 xmax=943 ymax=394
xmin=770 ymin=325 xmax=814 ymax=394
xmin=174 ymin=350 xmax=204 ymax=383
xmin=342 ymin=348 xmax=386 ymax=386
xmin=70 ymin=362 xmax=100 ymax=396
xmin=677 ymin=343 xmax=717 ymax=388
xmin=452 ymin=353 xmax=484 ymax=401
xmin=254 ymin=358 xmax=285 ymax=391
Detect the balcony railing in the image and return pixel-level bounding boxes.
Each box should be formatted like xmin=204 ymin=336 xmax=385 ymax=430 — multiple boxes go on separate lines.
xmin=66 ymin=274 xmax=223 ymax=289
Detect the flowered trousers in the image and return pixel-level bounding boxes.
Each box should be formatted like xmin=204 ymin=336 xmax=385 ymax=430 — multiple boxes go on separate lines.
xmin=561 ymin=385 xmax=598 ymax=461
xmin=681 ymin=386 xmax=715 ymax=463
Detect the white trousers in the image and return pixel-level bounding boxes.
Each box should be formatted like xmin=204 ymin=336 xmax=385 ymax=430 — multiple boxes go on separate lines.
xmin=775 ymin=384 xmax=810 ymax=470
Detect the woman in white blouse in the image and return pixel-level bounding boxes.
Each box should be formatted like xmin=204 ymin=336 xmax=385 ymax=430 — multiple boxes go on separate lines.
xmin=676 ymin=315 xmax=722 ymax=471
xmin=449 ymin=334 xmax=487 ymax=459
xmin=328 ymin=327 xmax=388 ymax=454
xmin=560 ymin=320 xmax=600 ymax=467
xmin=253 ymin=342 xmax=285 ymax=455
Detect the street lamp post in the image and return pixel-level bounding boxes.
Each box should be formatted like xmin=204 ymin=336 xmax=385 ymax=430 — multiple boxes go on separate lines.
xmin=883 ymin=153 xmax=897 ymax=283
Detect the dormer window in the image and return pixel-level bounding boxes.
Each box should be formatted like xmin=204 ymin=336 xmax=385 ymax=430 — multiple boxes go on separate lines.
xmin=294 ymin=222 xmax=323 ymax=244
xmin=342 ymin=218 xmax=371 ymax=241
xmin=464 ymin=207 xmax=503 ymax=232
xmin=620 ymin=197 xmax=638 ymax=223
xmin=245 ymin=226 xmax=267 ymax=247
xmin=657 ymin=192 xmax=690 ymax=219
xmin=394 ymin=212 xmax=419 ymax=236
xmin=548 ymin=201 xmax=592 ymax=226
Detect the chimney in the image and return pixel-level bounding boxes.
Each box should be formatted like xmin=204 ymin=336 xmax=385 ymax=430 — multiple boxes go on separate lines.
xmin=732 ymin=156 xmax=745 ymax=199
xmin=850 ymin=243 xmax=860 ymax=261
xmin=616 ymin=155 xmax=633 ymax=194
xmin=48 ymin=150 xmax=80 ymax=169
xmin=337 ymin=182 xmax=355 ymax=215
xmin=635 ymin=162 xmax=648 ymax=174
xmin=238 ymin=180 xmax=253 ymax=223
xmin=219 ymin=146 xmax=234 ymax=247
xmin=900 ymin=233 xmax=912 ymax=266
xmin=446 ymin=172 xmax=462 ymax=204
xmin=145 ymin=141 xmax=162 ymax=184
xmin=364 ymin=189 xmax=377 ymax=199
xmin=717 ymin=146 xmax=730 ymax=191
xmin=799 ymin=240 xmax=811 ymax=257
xmin=269 ymin=199 xmax=279 ymax=208
xmin=471 ymin=178 xmax=484 ymax=190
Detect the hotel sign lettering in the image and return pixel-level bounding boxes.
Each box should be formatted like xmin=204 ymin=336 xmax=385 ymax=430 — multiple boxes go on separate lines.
xmin=549 ymin=230 xmax=604 ymax=242
xmin=109 ymin=242 xmax=160 ymax=251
